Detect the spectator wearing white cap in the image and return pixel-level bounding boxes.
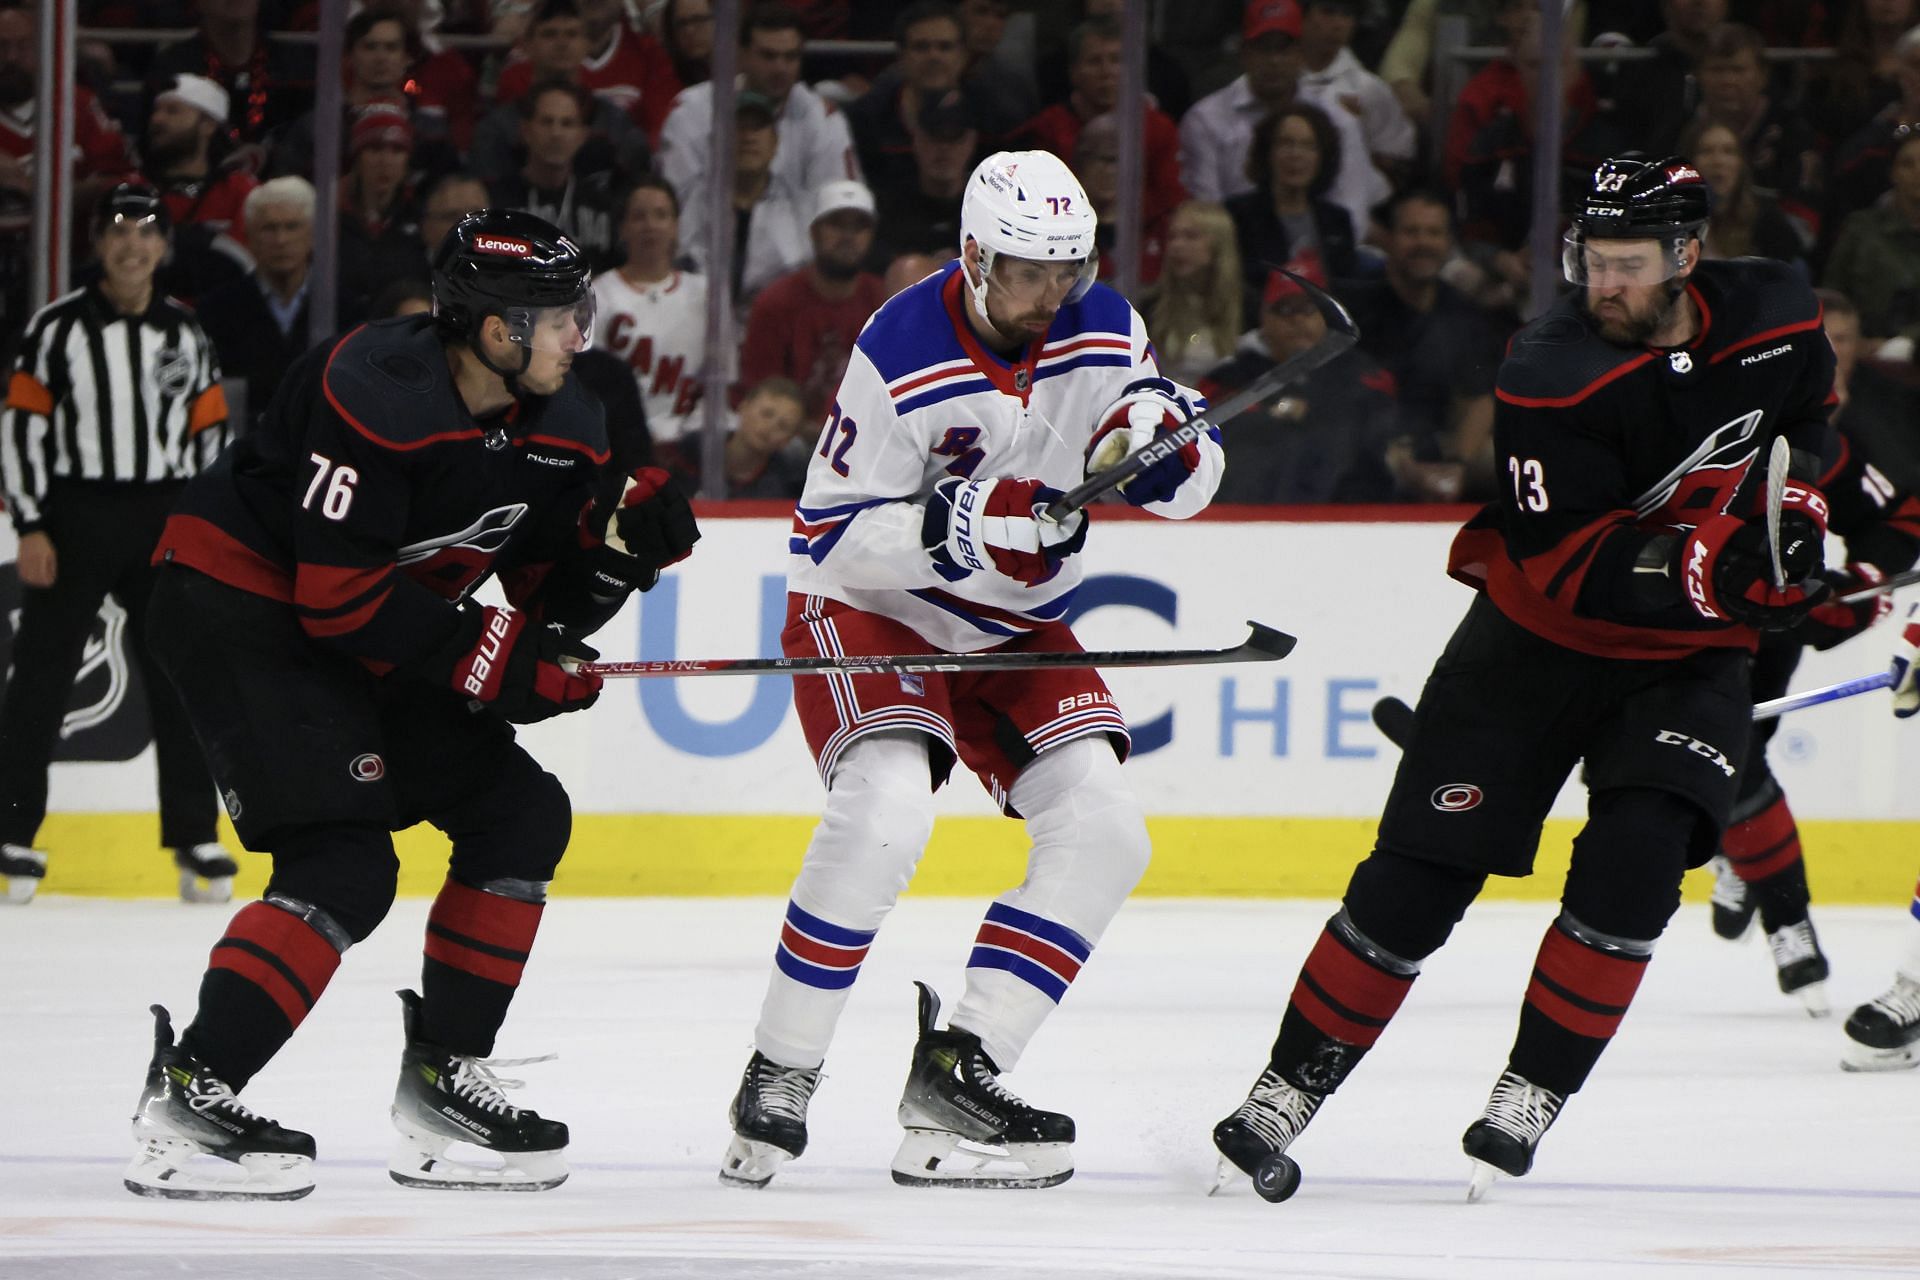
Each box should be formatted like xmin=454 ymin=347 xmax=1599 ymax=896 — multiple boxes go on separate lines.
xmin=142 ymin=73 xmax=259 ymax=302
xmin=677 ymin=89 xmax=810 ymax=311
xmin=738 ymin=178 xmax=885 ymax=424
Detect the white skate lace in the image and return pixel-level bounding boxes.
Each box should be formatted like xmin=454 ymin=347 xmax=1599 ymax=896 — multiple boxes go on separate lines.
xmin=1868 ymin=977 xmax=1920 ymax=1026
xmin=1769 ymin=921 xmax=1821 ymax=968
xmin=1709 ymin=857 xmax=1747 ymax=911
xmin=447 ymin=1053 xmax=555 ymax=1116
xmin=187 ymin=1077 xmax=261 ymax=1122
xmin=1482 ymin=1072 xmax=1563 ymax=1143
xmin=752 ymin=1061 xmax=820 ymax=1122
xmin=1233 ymin=1069 xmax=1320 ymax=1152
xmin=963 ymin=1052 xmax=1031 ymax=1109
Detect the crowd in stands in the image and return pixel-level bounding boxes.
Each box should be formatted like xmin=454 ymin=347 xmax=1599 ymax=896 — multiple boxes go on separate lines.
xmin=6 ymin=0 xmax=1920 ymax=502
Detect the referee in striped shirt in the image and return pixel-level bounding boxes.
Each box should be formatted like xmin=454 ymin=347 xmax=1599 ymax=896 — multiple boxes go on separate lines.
xmin=0 ymin=182 xmax=236 ymax=905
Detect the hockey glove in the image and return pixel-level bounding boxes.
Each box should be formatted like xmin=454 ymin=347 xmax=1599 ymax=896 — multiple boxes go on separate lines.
xmin=1084 ymin=377 xmax=1204 ymax=507
xmin=1892 ymin=603 xmax=1920 ymax=718
xmin=923 ymin=476 xmax=1088 ymax=587
xmin=596 ymin=466 xmax=700 ymax=598
xmin=420 ymin=604 xmax=603 ymax=723
xmin=1680 ymin=510 xmax=1830 ymax=630
xmin=1798 ymin=563 xmax=1893 ymax=651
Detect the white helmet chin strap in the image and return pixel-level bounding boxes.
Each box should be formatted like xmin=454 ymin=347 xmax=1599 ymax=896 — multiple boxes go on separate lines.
xmin=965 ymin=237 xmax=996 ymax=323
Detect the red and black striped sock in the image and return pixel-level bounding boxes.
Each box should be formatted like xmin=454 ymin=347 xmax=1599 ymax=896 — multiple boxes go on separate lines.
xmin=180 ymin=900 xmax=345 ymax=1089
xmin=1509 ymin=914 xmax=1652 ymax=1097
xmin=421 ymin=877 xmax=545 ymax=1056
xmin=1725 ymin=792 xmax=1812 ymax=929
xmin=1271 ymin=912 xmax=1419 ymax=1094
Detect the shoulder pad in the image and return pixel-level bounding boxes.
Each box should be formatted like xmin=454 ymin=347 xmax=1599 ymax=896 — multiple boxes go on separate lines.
xmin=1695 ymin=257 xmax=1822 ymax=347
xmin=524 ymin=373 xmax=611 ymax=464
xmin=1496 ymin=302 xmax=1648 ymax=408
xmin=323 ymin=319 xmax=455 ymax=448
xmin=855 ymin=264 xmax=967 ymax=383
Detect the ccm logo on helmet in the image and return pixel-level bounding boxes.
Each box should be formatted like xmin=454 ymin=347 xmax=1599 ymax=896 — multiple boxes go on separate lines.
xmin=1431 ymin=784 xmax=1484 ymax=812
xmin=473 ymin=235 xmax=534 ymax=257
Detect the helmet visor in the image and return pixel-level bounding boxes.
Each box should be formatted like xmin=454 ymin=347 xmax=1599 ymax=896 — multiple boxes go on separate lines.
xmin=503 ymin=292 xmax=596 ymax=353
xmin=987 ymin=249 xmax=1100 ymax=306
xmin=1562 ymin=230 xmax=1689 ymax=288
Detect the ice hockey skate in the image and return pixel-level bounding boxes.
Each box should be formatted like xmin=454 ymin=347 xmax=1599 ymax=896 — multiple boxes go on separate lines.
xmin=123 ymin=1005 xmax=315 ymax=1200
xmin=1706 ymin=855 xmax=1755 ymax=940
xmin=719 ymin=1050 xmax=822 ymax=1187
xmin=1841 ymin=976 xmax=1920 ymax=1072
xmin=1767 ymin=918 xmax=1830 ymax=1016
xmin=388 ymin=989 xmax=569 ymax=1191
xmin=1209 ymin=1067 xmax=1323 ymax=1203
xmin=889 ymin=980 xmax=1074 ymax=1188
xmin=172 ymin=843 xmax=239 ymax=904
xmin=1 ymin=843 xmax=46 ymax=903
xmin=1462 ymin=1070 xmax=1565 ymax=1202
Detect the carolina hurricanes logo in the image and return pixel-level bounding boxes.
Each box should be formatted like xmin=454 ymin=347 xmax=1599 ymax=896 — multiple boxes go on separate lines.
xmin=349 ymin=753 xmax=386 ymax=781
xmin=1431 ymin=784 xmax=1484 ymax=812
xmin=1633 ymin=409 xmax=1765 ymax=522
xmin=397 ymin=503 xmax=530 ymax=598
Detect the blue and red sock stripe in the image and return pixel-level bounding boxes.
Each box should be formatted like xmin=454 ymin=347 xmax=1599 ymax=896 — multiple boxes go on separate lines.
xmin=966 ymin=902 xmax=1092 ymax=1003
xmin=774 ymin=901 xmax=876 ymax=991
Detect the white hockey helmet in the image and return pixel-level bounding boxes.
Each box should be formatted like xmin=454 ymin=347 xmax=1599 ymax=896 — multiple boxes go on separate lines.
xmin=959 ymin=150 xmax=1099 ymax=317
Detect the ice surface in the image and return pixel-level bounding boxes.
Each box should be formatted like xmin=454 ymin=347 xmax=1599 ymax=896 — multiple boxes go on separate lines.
xmin=3 ymin=896 xmax=1917 ymax=1279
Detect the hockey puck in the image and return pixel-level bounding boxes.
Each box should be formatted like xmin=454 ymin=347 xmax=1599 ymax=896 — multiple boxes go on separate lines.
xmin=1252 ymin=1153 xmax=1302 ymax=1203
xmin=1370 ymin=696 xmax=1414 ymax=750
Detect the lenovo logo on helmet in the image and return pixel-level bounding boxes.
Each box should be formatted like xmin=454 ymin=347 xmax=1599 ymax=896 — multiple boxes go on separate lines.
xmin=1665 ymin=164 xmax=1702 ymax=183
xmin=473 ymin=235 xmax=534 ymax=257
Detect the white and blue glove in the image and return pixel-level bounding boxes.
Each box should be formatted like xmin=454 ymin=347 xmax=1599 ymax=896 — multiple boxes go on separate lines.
xmin=1083 ymin=377 xmax=1209 ymax=507
xmin=1892 ymin=602 xmax=1920 ymax=718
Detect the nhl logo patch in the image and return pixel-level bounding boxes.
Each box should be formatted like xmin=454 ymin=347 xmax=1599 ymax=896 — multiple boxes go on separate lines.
xmin=1014 ymin=369 xmax=1030 ymax=391
xmin=1667 ymin=350 xmax=1693 ymax=374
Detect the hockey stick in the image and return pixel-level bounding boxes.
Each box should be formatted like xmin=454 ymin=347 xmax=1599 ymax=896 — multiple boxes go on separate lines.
xmin=1041 ymin=270 xmax=1359 ymax=522
xmin=1751 ymin=670 xmax=1894 ymax=722
xmin=1764 ymin=435 xmax=1790 ymax=592
xmin=1371 ymin=695 xmax=1415 ymax=749
xmin=574 ymin=621 xmax=1296 ymax=679
xmin=1839 ymin=566 xmax=1920 ymax=605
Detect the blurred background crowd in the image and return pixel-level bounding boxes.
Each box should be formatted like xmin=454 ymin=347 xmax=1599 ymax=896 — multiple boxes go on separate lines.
xmin=6 ymin=0 xmax=1920 ymax=503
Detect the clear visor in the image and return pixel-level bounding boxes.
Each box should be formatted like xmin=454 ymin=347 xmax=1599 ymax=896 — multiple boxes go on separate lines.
xmin=503 ymin=293 xmax=596 ymax=353
xmin=1561 ymin=231 xmax=1688 ymax=288
xmin=986 ymin=248 xmax=1099 ymax=305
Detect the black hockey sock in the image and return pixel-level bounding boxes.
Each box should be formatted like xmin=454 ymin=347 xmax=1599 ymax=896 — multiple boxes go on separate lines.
xmin=1270 ymin=911 xmax=1420 ymax=1095
xmin=1508 ymin=914 xmax=1652 ymax=1097
xmin=181 ymin=900 xmax=345 ymax=1089
xmin=420 ymin=875 xmax=544 ymax=1055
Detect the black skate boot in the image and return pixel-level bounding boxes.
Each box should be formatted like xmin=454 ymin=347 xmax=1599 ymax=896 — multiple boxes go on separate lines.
xmin=1707 ymin=856 xmax=1756 ymax=941
xmin=172 ymin=843 xmax=239 ymax=904
xmin=1841 ymin=976 xmax=1920 ymax=1072
xmin=719 ymin=1050 xmax=822 ymax=1187
xmin=1462 ymin=1070 xmax=1565 ymax=1201
xmin=1766 ymin=918 xmax=1831 ymax=1016
xmin=388 ymin=989 xmax=569 ymax=1191
xmin=891 ymin=980 xmax=1074 ymax=1188
xmin=123 ymin=1005 xmax=315 ymax=1200
xmin=1 ymin=843 xmax=46 ymax=904
xmin=1209 ymin=1067 xmax=1323 ymax=1203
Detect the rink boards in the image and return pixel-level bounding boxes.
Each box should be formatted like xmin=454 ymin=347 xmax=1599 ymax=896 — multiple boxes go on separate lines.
xmin=21 ymin=508 xmax=1920 ymax=902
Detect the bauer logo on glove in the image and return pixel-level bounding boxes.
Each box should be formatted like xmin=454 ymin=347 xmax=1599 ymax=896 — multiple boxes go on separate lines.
xmin=1083 ymin=377 xmax=1212 ymax=507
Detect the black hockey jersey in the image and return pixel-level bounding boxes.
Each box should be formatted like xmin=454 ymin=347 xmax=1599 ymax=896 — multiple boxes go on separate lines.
xmin=155 ymin=316 xmax=612 ymax=674
xmin=1816 ymin=425 xmax=1920 ymax=574
xmin=1449 ymin=258 xmax=1836 ymax=659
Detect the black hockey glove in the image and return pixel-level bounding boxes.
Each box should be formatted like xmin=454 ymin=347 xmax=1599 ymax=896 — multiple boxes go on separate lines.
xmin=597 ymin=466 xmax=700 ymax=599
xmin=411 ymin=604 xmax=603 ymax=723
xmin=1680 ymin=511 xmax=1830 ymax=630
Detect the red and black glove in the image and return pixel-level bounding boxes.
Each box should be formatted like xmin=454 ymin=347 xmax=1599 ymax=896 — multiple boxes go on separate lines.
xmin=421 ymin=604 xmax=603 ymax=723
xmin=1798 ymin=562 xmax=1894 ymax=650
xmin=1680 ymin=506 xmax=1830 ymax=631
xmin=590 ymin=466 xmax=701 ymax=601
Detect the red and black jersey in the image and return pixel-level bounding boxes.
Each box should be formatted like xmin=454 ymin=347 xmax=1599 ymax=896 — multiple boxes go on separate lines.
xmin=1449 ymin=258 xmax=1836 ymax=660
xmin=1817 ymin=421 xmax=1920 ymax=575
xmin=154 ymin=315 xmax=611 ymax=675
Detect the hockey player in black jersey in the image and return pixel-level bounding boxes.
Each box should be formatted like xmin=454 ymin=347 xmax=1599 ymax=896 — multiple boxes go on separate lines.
xmin=1212 ymin=156 xmax=1840 ymax=1204
xmin=123 ymin=210 xmax=699 ymax=1200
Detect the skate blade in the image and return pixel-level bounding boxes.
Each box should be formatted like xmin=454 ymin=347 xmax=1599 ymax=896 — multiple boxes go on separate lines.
xmin=889 ymin=1128 xmax=1071 ymax=1189
xmin=389 ymin=1113 xmax=567 ymax=1191
xmin=124 ymin=1138 xmax=314 ymax=1201
xmin=1208 ymin=1155 xmax=1239 ymax=1196
xmin=1792 ymin=982 xmax=1832 ymax=1018
xmin=4 ymin=877 xmax=38 ymax=904
xmin=1465 ymin=1158 xmax=1501 ymax=1203
xmin=719 ymin=1135 xmax=793 ymax=1188
xmin=178 ymin=869 xmax=233 ymax=904
xmin=1840 ymin=1042 xmax=1919 ymax=1072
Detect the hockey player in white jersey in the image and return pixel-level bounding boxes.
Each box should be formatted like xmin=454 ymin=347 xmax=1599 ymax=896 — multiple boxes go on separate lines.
xmin=719 ymin=150 xmax=1224 ymax=1190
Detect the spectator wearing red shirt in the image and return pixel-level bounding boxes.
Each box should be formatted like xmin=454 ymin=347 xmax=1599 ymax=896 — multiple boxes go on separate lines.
xmin=738 ymin=179 xmax=885 ymax=423
xmin=1442 ymin=5 xmax=1596 ymax=188
xmin=495 ymin=0 xmax=682 ymax=145
xmin=143 ymin=74 xmax=260 ymax=302
xmin=1009 ymin=17 xmax=1186 ymax=227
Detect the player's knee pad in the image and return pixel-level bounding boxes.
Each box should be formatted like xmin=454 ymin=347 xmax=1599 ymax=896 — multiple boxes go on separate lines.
xmin=265 ymin=822 xmax=399 ymax=943
xmin=1564 ymin=788 xmax=1697 ymax=940
xmin=446 ymin=750 xmax=573 ymax=886
xmin=1343 ymin=848 xmax=1485 ymax=962
xmin=794 ymin=732 xmax=937 ymax=922
xmin=1008 ymin=737 xmax=1150 ymax=933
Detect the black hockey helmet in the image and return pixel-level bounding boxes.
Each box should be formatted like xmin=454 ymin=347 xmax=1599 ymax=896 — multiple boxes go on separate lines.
xmin=92 ymin=180 xmax=171 ymax=237
xmin=1563 ymin=154 xmax=1710 ymax=286
xmin=431 ymin=208 xmax=595 ymax=374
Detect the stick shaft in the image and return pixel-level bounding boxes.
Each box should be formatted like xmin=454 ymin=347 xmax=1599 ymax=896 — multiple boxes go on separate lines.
xmin=1839 ymin=566 xmax=1920 ymax=604
xmin=1765 ymin=435 xmax=1789 ymax=593
xmin=1751 ymin=670 xmax=1894 ymax=721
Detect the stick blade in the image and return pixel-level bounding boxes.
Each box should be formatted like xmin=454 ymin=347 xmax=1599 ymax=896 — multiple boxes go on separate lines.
xmin=1371 ymin=696 xmax=1415 ymax=748
xmin=1243 ymin=622 xmax=1297 ymax=660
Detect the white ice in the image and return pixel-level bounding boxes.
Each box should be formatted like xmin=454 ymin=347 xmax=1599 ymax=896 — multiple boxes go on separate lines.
xmin=3 ymin=894 xmax=1917 ymax=1279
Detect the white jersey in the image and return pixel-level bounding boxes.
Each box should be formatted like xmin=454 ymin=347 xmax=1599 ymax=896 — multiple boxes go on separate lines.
xmin=788 ymin=261 xmax=1223 ymax=652
xmin=590 ymin=268 xmax=709 ymax=442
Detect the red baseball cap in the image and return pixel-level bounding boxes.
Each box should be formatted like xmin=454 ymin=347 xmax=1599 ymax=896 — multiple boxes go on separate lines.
xmin=1263 ymin=270 xmax=1310 ymax=309
xmin=1244 ymin=0 xmax=1302 ymax=43
xmin=349 ymin=102 xmax=413 ymax=159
